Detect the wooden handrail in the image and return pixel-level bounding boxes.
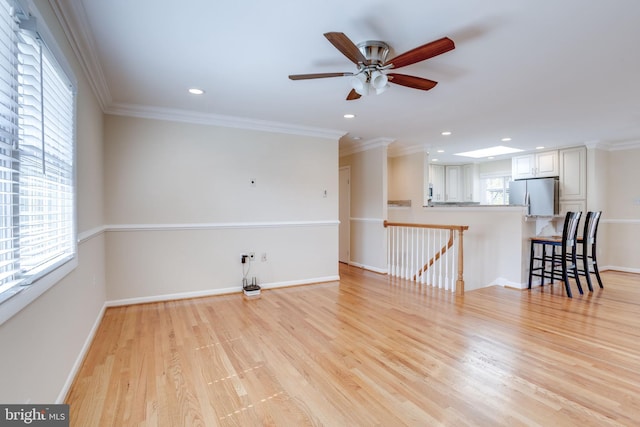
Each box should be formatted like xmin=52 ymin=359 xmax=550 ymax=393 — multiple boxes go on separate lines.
xmin=383 ymin=220 xmax=469 ymax=232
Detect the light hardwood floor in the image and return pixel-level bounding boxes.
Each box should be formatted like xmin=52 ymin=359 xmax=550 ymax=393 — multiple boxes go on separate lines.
xmin=66 ymin=265 xmax=640 ymax=426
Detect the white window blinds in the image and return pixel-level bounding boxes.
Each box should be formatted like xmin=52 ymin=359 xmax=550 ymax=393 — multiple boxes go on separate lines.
xmin=0 ymin=0 xmax=19 ymax=295
xmin=0 ymin=0 xmax=75 ymax=300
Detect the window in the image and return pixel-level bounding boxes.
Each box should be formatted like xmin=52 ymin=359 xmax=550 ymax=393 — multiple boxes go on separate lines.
xmin=0 ymin=0 xmax=76 ymax=314
xmin=480 ymin=174 xmax=511 ymax=205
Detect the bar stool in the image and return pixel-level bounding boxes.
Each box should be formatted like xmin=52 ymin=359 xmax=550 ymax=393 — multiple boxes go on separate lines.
xmin=576 ymin=211 xmax=604 ymax=291
xmin=528 ymin=211 xmax=582 ymax=298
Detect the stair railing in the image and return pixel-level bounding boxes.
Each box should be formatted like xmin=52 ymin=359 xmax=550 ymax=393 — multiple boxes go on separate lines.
xmin=384 ymin=220 xmax=469 ymax=294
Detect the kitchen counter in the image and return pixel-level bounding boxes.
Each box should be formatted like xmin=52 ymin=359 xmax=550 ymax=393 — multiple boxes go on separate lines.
xmin=423 ymin=204 xmax=527 ymax=211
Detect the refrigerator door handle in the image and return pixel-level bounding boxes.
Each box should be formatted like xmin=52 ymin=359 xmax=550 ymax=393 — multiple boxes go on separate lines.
xmin=525 ymin=191 xmax=530 ymax=206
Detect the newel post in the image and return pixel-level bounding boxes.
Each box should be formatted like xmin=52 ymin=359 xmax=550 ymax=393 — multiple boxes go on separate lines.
xmin=456 ymin=227 xmax=466 ymax=295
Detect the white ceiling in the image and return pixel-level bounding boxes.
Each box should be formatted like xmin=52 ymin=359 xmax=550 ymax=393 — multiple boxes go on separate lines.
xmin=53 ymin=0 xmax=640 ymax=162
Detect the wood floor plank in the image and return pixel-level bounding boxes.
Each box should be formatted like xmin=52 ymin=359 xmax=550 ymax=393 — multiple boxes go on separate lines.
xmin=65 ymin=266 xmax=640 ymax=426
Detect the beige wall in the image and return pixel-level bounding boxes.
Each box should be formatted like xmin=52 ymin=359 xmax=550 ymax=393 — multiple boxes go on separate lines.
xmin=0 ymin=1 xmax=107 ymax=403
xmin=104 ymin=116 xmax=339 ymax=301
xmin=600 ymin=147 xmax=640 ymax=271
xmin=388 ymin=151 xmax=426 ymax=206
xmin=340 ymin=145 xmax=388 ymax=272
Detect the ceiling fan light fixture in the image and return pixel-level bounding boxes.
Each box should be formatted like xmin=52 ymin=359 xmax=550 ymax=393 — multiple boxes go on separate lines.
xmin=370 ymin=70 xmax=388 ymax=90
xmin=375 ymin=83 xmax=389 ymax=95
xmin=351 ymin=73 xmax=370 ymax=96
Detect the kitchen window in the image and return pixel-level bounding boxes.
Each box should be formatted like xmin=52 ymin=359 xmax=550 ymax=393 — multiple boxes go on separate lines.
xmin=0 ymin=0 xmax=76 ymax=323
xmin=480 ymin=174 xmax=511 ymax=205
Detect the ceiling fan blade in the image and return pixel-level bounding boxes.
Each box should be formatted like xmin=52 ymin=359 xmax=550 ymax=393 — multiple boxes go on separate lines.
xmin=387 ymin=73 xmax=438 ymax=91
xmin=289 ymin=72 xmax=354 ymax=80
xmin=385 ymin=37 xmax=455 ymax=69
xmin=324 ymin=32 xmax=368 ymax=65
xmin=346 ymin=89 xmax=361 ymax=101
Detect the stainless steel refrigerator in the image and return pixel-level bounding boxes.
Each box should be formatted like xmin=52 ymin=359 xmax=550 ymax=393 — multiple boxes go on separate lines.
xmin=508 ymin=177 xmax=559 ymax=216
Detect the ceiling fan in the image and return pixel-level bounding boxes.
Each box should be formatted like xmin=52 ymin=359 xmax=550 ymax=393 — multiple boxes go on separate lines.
xmin=289 ymin=32 xmax=455 ymax=100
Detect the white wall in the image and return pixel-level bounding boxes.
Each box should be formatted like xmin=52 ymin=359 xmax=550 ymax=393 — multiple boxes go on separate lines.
xmin=0 ymin=1 xmax=107 ymax=403
xmin=104 ymin=115 xmax=339 ymax=301
xmin=479 ymin=158 xmax=511 ymax=175
xmin=340 ymin=145 xmax=388 ymax=272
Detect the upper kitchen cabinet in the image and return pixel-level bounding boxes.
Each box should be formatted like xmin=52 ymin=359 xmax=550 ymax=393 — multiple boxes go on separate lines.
xmin=445 ymin=165 xmax=462 ymax=202
xmin=558 ymin=146 xmax=587 ymax=200
xmin=428 ymin=163 xmax=478 ymax=203
xmin=462 ymin=164 xmax=479 ymax=202
xmin=512 ymin=150 xmax=559 ymax=179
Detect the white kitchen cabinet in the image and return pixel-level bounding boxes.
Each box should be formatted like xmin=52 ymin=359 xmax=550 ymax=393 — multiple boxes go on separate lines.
xmin=429 ymin=163 xmax=477 ymax=202
xmin=559 ymin=200 xmax=586 ymax=216
xmin=445 ymin=165 xmax=461 ymax=202
xmin=512 ymin=150 xmax=559 ymax=179
xmin=462 ymin=164 xmax=477 ymax=202
xmin=429 ymin=164 xmax=445 ymax=202
xmin=559 ymin=146 xmax=587 ymax=200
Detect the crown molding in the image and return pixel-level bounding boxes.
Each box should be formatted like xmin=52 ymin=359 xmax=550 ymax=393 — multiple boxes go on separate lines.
xmin=106 ymin=103 xmax=345 ymax=140
xmin=584 ymin=139 xmax=640 ymax=151
xmin=606 ymin=140 xmax=640 ymax=151
xmin=387 ymin=143 xmax=428 ymax=158
xmin=339 ymin=137 xmax=395 ymax=157
xmin=49 ymin=0 xmax=111 ymax=110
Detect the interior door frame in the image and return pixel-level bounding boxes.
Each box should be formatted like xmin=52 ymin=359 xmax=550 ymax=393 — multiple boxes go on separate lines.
xmin=339 ymin=166 xmax=351 ymax=264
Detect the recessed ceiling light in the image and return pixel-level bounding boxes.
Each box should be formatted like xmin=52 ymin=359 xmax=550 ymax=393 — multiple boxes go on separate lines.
xmin=441 ymin=131 xmax=452 ymax=136
xmin=454 ymin=145 xmax=524 ymax=158
xmin=536 ymin=146 xmax=545 ymax=150
xmin=501 ymin=137 xmax=512 ymax=142
xmin=352 ymin=136 xmax=362 ymax=140
xmin=188 ymin=88 xmax=204 ymax=95
xmin=437 ymin=149 xmax=445 ymax=153
xmin=344 ymin=114 xmax=355 ymax=119
xmin=432 ymin=158 xmax=439 ymax=162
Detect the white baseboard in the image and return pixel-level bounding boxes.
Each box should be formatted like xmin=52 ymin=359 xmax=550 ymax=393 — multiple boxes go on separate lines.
xmin=493 ymin=277 xmax=529 ymax=290
xmin=106 ymin=286 xmax=239 ymax=307
xmin=348 ymin=261 xmax=388 ymax=274
xmin=601 ymin=265 xmax=640 ymax=274
xmin=56 ymin=303 xmax=107 ymax=404
xmin=105 ymin=275 xmax=341 ymax=307
xmin=260 ymin=275 xmax=340 ymax=290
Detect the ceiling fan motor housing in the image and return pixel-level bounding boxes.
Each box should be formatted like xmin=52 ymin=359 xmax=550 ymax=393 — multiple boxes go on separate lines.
xmin=357 ymin=41 xmax=390 ymax=65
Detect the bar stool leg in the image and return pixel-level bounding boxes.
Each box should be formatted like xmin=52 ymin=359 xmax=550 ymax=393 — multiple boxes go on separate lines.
xmin=528 ymin=240 xmax=535 ymax=289
xmin=591 ymin=244 xmax=604 ymax=288
xmin=572 ymin=250 xmax=583 ymax=295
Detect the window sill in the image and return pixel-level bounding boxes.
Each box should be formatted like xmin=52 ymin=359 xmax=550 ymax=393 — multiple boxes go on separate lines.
xmin=0 ymin=257 xmax=77 ymax=326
